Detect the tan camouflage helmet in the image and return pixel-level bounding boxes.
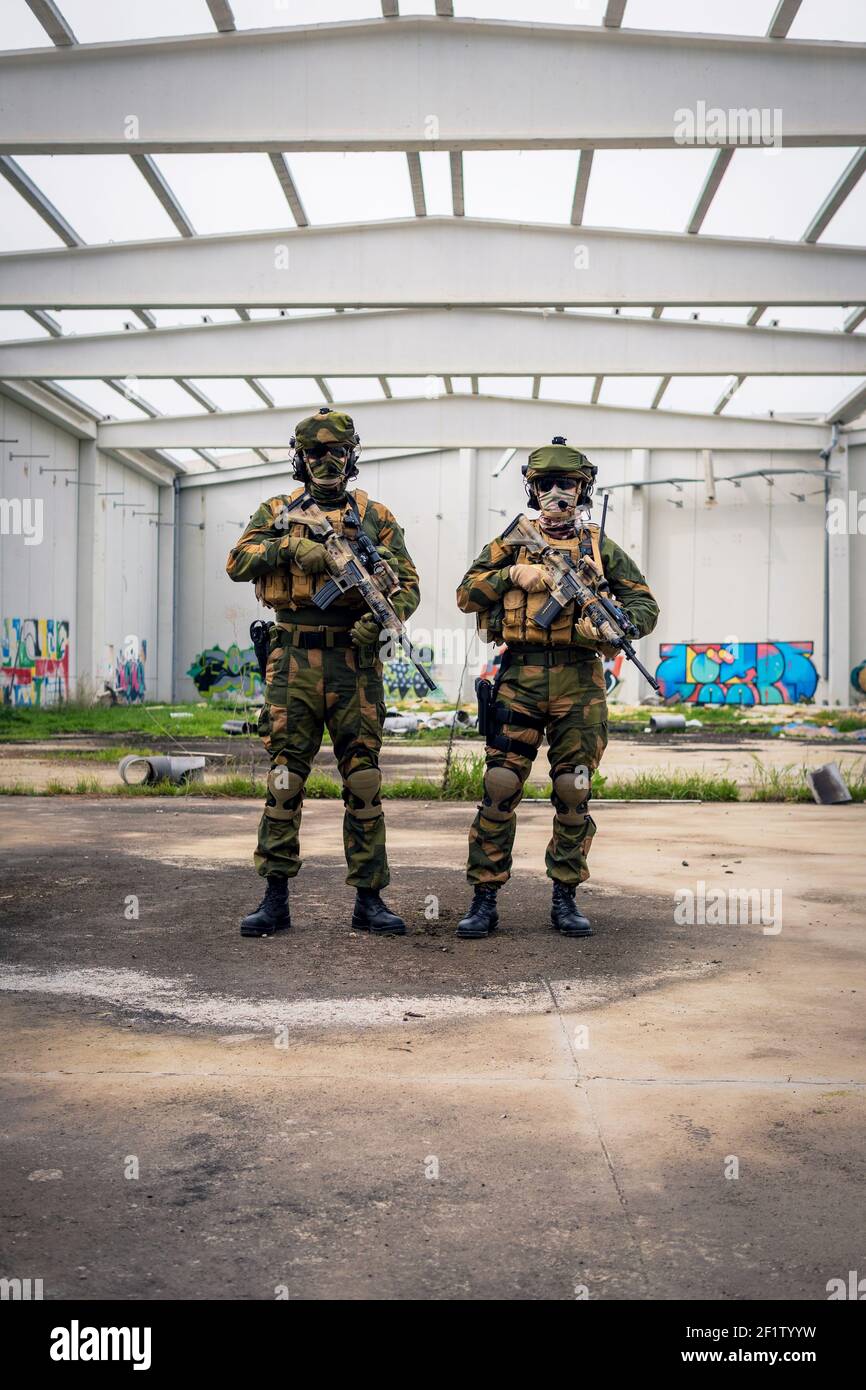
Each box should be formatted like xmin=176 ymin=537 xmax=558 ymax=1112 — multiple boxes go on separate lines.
xmin=292 ymin=406 xmax=359 ymax=451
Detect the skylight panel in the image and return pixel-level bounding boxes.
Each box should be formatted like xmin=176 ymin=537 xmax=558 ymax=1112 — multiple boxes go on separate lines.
xmin=660 ymin=307 xmax=753 ymax=325
xmin=660 ymin=376 xmax=737 ymax=413
xmin=759 ymin=307 xmax=851 ymax=332
xmin=732 ymin=375 xmax=862 ymax=417
xmin=0 ymin=310 xmax=50 ymax=341
xmin=14 ymin=156 xmax=181 ymax=244
xmin=252 ymin=378 xmax=328 ymax=407
xmin=386 ymin=378 xmax=448 ymax=398
xmin=699 ymin=148 xmax=857 ymax=241
xmin=462 ymin=152 xmax=578 ymax=225
xmin=51 ymin=310 xmax=150 ymax=336
xmin=151 ymin=155 xmax=294 ymax=235
xmin=597 ymin=377 xmax=663 ymax=409
xmin=185 ymin=378 xmax=264 ymax=411
xmin=232 ymin=1 xmax=384 ymax=26
xmin=538 ymin=377 xmax=594 ymax=404
xmin=454 ymin=2 xmax=606 ymax=23
xmin=0 ymin=6 xmax=54 ymax=49
xmin=0 ymin=177 xmax=65 ymax=252
xmin=128 ymin=379 xmax=208 ymax=414
xmin=583 ymin=150 xmax=715 ymax=233
xmin=817 ymin=171 xmax=866 ymax=247
xmin=623 ymin=0 xmax=776 ymax=36
xmin=325 ymin=378 xmax=388 ymax=402
xmin=148 ymin=310 xmax=241 ymax=328
xmin=52 ymin=379 xmax=149 ymax=419
xmin=58 ymin=0 xmax=215 ymax=43
xmin=478 ymin=377 xmax=534 ymax=398
xmin=288 ymin=154 xmax=415 ymax=224
xmin=789 ymin=0 xmax=866 ymax=42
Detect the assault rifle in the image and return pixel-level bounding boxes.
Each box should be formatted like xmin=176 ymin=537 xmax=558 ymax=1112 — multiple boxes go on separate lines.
xmin=284 ymin=492 xmax=437 ymax=692
xmin=500 ymin=512 xmax=661 ymax=693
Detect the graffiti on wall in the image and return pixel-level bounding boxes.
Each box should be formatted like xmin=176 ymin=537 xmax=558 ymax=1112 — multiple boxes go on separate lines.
xmin=188 ymin=643 xmax=262 ymax=701
xmin=383 ymin=649 xmax=444 ymax=701
xmin=852 ymin=661 xmax=866 ymax=700
xmin=1 ymin=617 xmax=70 ymax=706
xmin=655 ymin=641 xmax=819 ymax=705
xmin=105 ymin=636 xmax=147 ymax=704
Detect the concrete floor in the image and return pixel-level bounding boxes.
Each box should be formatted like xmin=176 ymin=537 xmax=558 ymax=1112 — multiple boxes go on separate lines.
xmin=2 ymin=732 xmax=864 ymax=791
xmin=1 ymin=796 xmax=864 ymax=1300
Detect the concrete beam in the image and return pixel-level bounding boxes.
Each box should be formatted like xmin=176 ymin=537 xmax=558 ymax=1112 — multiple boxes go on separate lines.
xmin=3 ymin=218 xmax=863 ymax=310
xmin=6 ymin=306 xmax=866 ymax=379
xmin=1 ymin=19 xmax=862 ymax=154
xmin=95 ymin=393 xmax=831 ymax=452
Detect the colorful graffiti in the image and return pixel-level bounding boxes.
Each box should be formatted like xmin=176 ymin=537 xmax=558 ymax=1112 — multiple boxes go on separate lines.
xmin=188 ymin=643 xmax=262 ymax=701
xmin=107 ymin=635 xmax=146 ymax=704
xmin=383 ymin=649 xmax=443 ymax=700
xmin=852 ymin=661 xmax=866 ymax=700
xmin=1 ymin=617 xmax=70 ymax=706
xmin=655 ymin=641 xmax=819 ymax=705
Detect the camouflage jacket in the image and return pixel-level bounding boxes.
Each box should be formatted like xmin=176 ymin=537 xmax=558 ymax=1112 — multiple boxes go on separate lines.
xmin=457 ymin=528 xmax=659 ymax=648
xmin=226 ymin=489 xmax=421 ymax=622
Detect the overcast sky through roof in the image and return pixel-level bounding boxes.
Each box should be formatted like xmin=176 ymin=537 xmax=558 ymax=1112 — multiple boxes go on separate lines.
xmin=1 ymin=0 xmax=864 ymax=458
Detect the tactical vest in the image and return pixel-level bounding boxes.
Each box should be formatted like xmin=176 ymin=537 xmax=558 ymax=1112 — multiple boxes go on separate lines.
xmin=254 ymin=486 xmax=370 ymax=610
xmin=500 ymin=525 xmax=603 ymax=646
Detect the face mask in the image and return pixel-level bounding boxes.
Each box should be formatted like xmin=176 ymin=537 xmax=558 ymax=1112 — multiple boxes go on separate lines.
xmin=306 ymin=452 xmax=349 ymax=500
xmin=536 ymin=481 xmax=578 ymax=536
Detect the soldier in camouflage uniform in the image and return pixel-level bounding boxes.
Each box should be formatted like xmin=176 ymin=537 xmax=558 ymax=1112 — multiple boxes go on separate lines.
xmin=226 ymin=407 xmax=420 ymax=938
xmin=455 ymin=438 xmax=659 ymax=940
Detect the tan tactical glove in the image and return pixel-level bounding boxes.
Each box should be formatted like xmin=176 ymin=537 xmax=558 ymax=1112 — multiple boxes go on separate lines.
xmin=284 ymin=535 xmax=328 ymax=573
xmin=351 ymin=615 xmax=382 ymax=648
xmin=575 ymin=614 xmax=619 ymax=659
xmin=509 ymin=563 xmax=550 ymax=593
xmin=580 ymin=556 xmax=604 ymax=583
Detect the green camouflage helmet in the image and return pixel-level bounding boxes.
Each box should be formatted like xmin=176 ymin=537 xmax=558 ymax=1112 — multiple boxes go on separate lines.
xmin=524 ymin=437 xmax=595 ymax=483
xmin=292 ymin=406 xmax=359 ymax=450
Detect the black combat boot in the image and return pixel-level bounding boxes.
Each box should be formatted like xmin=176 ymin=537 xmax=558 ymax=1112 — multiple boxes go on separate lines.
xmin=550 ymin=881 xmax=592 ymax=937
xmin=456 ymin=885 xmax=499 ymax=939
xmin=240 ymin=875 xmax=291 ymax=937
xmin=351 ymin=889 xmax=406 ymax=935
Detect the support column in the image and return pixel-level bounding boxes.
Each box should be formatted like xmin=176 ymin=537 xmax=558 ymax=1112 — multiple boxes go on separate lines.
xmin=826 ymin=438 xmax=851 ymax=706
xmin=616 ymin=448 xmax=650 ymax=705
xmin=154 ymin=479 xmax=176 ymax=702
xmin=74 ymin=439 xmax=108 ymax=697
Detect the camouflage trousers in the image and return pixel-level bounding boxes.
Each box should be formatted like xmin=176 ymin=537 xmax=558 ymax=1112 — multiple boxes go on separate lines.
xmin=255 ymin=626 xmax=388 ymax=888
xmin=467 ymin=652 xmax=609 ymax=887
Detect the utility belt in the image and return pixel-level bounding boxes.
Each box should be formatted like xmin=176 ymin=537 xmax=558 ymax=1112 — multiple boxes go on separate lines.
xmin=276 ymin=624 xmax=355 ymax=650
xmin=506 ymin=645 xmax=599 ymax=667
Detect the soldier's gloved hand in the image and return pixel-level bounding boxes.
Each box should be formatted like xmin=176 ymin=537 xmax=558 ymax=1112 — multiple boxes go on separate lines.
xmin=580 ymin=556 xmax=605 ymax=583
xmin=509 ymin=563 xmax=550 ymax=593
xmin=351 ymin=615 xmax=382 ymax=648
xmin=284 ymin=536 xmax=328 ymax=573
xmin=575 ymin=615 xmax=619 ymax=658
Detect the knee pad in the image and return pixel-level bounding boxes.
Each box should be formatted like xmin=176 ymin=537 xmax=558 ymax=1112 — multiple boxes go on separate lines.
xmin=343 ymin=767 xmax=383 ymax=821
xmin=481 ymin=766 xmax=522 ymax=822
xmin=552 ymin=770 xmax=590 ymax=827
xmin=265 ymin=764 xmax=305 ymax=822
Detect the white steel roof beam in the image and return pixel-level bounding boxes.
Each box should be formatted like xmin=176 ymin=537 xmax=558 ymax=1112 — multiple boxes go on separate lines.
xmin=406 ymin=152 xmax=427 ymax=217
xmin=95 ymin=394 xmax=831 ymax=453
xmin=24 ymin=0 xmax=76 ymax=46
xmin=0 ymin=155 xmax=81 ymax=246
xmin=206 ymin=1 xmax=236 ymax=33
xmin=767 ymin=1 xmax=803 ymax=40
xmin=5 ymin=219 xmax=861 ymax=309
xmin=2 ymin=21 xmax=862 ymax=153
xmin=570 ymin=150 xmax=593 ymax=227
xmin=268 ymin=154 xmax=309 ymax=227
xmin=13 ymin=307 xmax=866 ymax=378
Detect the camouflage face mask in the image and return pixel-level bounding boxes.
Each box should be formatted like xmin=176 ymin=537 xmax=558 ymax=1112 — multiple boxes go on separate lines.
xmin=306 ymin=451 xmax=350 ymax=496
